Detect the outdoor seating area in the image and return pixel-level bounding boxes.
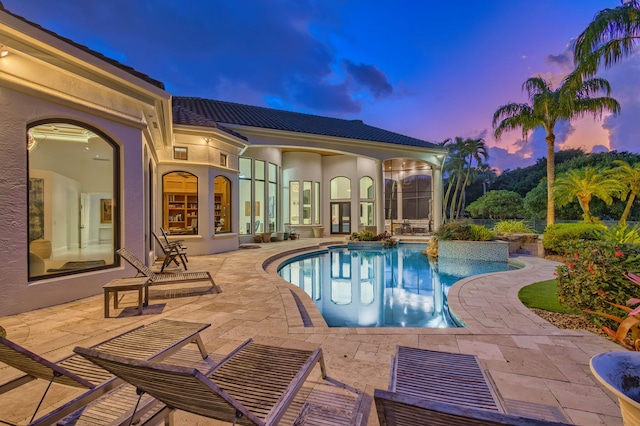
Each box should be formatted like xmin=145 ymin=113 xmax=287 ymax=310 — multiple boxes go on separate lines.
xmin=0 ymin=240 xmax=627 ymax=425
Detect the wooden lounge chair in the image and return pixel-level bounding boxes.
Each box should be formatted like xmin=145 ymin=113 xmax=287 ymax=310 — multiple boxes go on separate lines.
xmin=378 ymin=346 xmax=570 ymax=425
xmin=117 ymin=247 xmax=220 ymax=293
xmin=0 ymin=319 xmax=210 ymax=424
xmin=74 ymin=338 xmax=327 ymax=425
xmin=374 ymin=389 xmax=571 ymax=426
xmin=389 ymin=346 xmax=504 ymax=412
xmin=152 ymin=231 xmax=188 ymax=272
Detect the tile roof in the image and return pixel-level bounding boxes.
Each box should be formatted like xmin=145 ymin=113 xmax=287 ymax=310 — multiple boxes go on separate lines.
xmin=0 ymin=4 xmax=165 ymax=90
xmin=173 ymin=97 xmax=438 ymax=149
xmin=172 ymin=104 xmax=248 ymax=141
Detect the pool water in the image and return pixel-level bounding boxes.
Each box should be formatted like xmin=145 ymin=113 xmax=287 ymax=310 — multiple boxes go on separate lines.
xmin=278 ymin=243 xmax=512 ymax=328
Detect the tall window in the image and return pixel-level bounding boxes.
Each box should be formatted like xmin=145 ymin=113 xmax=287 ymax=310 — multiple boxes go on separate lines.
xmin=255 ymin=160 xmax=265 ymax=233
xmin=303 ymin=181 xmax=312 ymax=225
xmin=27 ymin=121 xmax=118 ymax=280
xmin=163 ymin=172 xmax=198 ymax=235
xmin=268 ymin=163 xmax=278 ymax=233
xmin=290 ymin=181 xmax=300 ymax=225
xmin=314 ymin=181 xmax=320 ymax=224
xmin=384 ymin=179 xmax=398 ymax=220
xmin=239 ymin=157 xmax=252 ymax=234
xmin=214 ymin=176 xmax=231 ymax=233
xmin=360 ymin=176 xmax=374 ymax=227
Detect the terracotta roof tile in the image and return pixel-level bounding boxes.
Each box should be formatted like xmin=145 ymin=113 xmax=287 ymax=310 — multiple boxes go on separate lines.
xmin=173 ymin=97 xmax=437 ymax=149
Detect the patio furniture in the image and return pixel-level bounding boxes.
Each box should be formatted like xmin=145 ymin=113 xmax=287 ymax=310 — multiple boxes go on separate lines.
xmin=376 ymin=346 xmax=570 ymax=425
xmin=390 ymin=346 xmax=504 ymax=412
xmin=152 ymin=231 xmax=188 ymax=272
xmin=160 ymin=227 xmax=188 ymax=261
xmin=74 ymin=338 xmax=327 ymax=425
xmin=117 ymin=248 xmax=220 ymax=293
xmin=103 ymin=277 xmax=150 ymax=317
xmin=0 ymin=319 xmax=210 ymax=424
xmin=374 ymin=389 xmax=571 ymax=425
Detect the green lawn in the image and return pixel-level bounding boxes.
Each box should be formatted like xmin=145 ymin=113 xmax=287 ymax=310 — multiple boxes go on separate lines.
xmin=518 ymin=279 xmax=571 ymax=313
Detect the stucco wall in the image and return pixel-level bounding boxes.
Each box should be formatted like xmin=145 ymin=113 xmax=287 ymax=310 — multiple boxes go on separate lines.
xmin=0 ymin=86 xmax=149 ymax=316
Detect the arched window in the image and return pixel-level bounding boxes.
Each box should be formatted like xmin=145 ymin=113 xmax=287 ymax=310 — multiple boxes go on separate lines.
xmin=27 ymin=121 xmax=119 ymax=280
xmin=330 ymin=177 xmax=351 ymax=199
xmin=214 ymin=176 xmax=231 ymax=233
xmin=360 ymin=176 xmax=374 ymax=227
xmin=163 ymin=171 xmax=198 ymax=235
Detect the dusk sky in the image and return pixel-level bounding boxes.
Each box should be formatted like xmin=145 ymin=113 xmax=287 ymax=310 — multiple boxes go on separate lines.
xmin=5 ymin=1 xmax=639 ymax=172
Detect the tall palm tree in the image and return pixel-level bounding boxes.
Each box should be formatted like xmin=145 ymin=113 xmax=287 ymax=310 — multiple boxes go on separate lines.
xmin=492 ymin=75 xmax=620 ymax=225
xmin=574 ymin=1 xmax=640 ymax=78
xmin=442 ymin=137 xmax=467 ymax=222
xmin=553 ymin=167 xmax=625 ymax=224
xmin=613 ymin=160 xmax=640 ymax=224
xmin=456 ymin=137 xmax=488 ymax=217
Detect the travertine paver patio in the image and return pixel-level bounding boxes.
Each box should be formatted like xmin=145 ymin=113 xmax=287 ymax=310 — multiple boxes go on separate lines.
xmin=0 ymin=238 xmax=624 ymax=425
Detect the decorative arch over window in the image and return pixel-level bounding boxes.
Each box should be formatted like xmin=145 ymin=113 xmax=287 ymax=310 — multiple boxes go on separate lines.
xmin=27 ymin=120 xmax=119 ymax=280
xmin=214 ymin=176 xmax=231 ymax=233
xmin=330 ymin=176 xmax=351 ymax=199
xmin=163 ymin=171 xmax=198 ymax=235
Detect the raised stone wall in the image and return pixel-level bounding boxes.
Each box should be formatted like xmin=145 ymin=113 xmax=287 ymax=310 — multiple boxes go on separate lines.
xmin=438 ymin=240 xmax=509 ymax=262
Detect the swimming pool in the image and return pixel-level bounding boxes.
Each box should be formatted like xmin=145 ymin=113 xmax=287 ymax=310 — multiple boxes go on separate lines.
xmin=278 ymin=243 xmax=512 ymax=328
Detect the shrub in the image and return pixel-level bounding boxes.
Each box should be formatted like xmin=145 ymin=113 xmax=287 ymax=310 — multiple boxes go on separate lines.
xmin=556 ymin=240 xmax=640 ymax=328
xmin=434 ymin=222 xmax=495 ymax=241
xmin=493 ymin=220 xmax=535 ymax=234
xmin=466 ymin=190 xmax=525 ymax=219
xmin=604 ymin=223 xmax=640 ymax=244
xmin=542 ymin=223 xmax=606 ymax=255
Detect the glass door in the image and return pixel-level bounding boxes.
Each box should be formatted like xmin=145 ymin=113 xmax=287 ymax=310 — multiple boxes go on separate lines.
xmin=331 ymin=202 xmax=351 ymax=234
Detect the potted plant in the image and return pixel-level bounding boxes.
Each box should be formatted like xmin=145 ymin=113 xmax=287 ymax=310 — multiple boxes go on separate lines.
xmin=590 ymin=351 xmax=640 ymax=424
xmin=290 ymin=229 xmax=298 ymax=240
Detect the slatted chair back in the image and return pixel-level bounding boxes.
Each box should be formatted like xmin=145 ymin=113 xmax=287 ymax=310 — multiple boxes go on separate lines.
xmin=117 ymin=248 xmax=158 ymax=280
xmin=75 ymin=339 xmax=326 ymax=426
xmin=391 ymin=346 xmax=504 ymax=412
xmin=0 ymin=337 xmax=94 ymax=388
xmin=374 ymin=389 xmax=570 ymax=426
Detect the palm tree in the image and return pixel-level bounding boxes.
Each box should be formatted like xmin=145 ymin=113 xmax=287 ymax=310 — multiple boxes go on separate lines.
xmin=613 ymin=160 xmax=640 ymax=224
xmin=456 ymin=138 xmax=488 ymax=217
xmin=574 ymin=1 xmax=640 ymax=78
xmin=492 ymin=75 xmax=620 ymax=225
xmin=552 ymin=167 xmax=625 ymax=224
xmin=442 ymin=137 xmax=466 ymax=222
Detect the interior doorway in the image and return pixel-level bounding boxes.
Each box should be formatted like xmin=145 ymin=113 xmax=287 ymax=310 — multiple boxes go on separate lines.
xmin=331 ymin=202 xmax=351 ymax=234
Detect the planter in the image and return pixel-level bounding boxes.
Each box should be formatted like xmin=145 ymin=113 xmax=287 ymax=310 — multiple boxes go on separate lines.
xmin=438 ymin=240 xmax=509 ymax=262
xmin=290 ymin=233 xmax=298 ymax=240
xmin=261 ymin=232 xmax=272 ymax=243
xmin=312 ymin=227 xmax=325 ymax=238
xmin=253 ymin=235 xmax=263 ymax=243
xmin=276 ymin=232 xmax=284 ymax=241
xmin=590 ymin=351 xmax=640 ymax=425
xmin=283 ymin=232 xmax=290 ymax=240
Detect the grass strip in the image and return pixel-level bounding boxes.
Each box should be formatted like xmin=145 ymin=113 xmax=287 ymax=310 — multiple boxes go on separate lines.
xmin=518 ymin=279 xmax=571 ymax=313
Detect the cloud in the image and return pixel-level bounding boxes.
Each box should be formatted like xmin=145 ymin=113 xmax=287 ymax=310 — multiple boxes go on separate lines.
xmin=343 ymin=59 xmax=393 ymax=98
xmin=591 ymin=144 xmax=609 ymax=154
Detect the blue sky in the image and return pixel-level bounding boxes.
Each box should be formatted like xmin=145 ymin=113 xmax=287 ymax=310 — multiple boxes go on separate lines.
xmin=5 ymin=0 xmax=638 ymax=171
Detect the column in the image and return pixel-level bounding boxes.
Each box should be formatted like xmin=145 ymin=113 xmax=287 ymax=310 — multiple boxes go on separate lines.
xmin=376 ymin=160 xmax=385 ymax=233
xmin=432 ymin=165 xmax=443 ymax=230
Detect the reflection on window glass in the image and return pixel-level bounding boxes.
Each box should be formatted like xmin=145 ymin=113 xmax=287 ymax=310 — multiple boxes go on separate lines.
xmin=214 ymin=176 xmax=231 ymax=233
xmin=303 ymin=181 xmax=311 ymax=225
xmin=28 ymin=122 xmax=117 ymax=279
xmin=360 ymin=176 xmax=373 ymax=198
xmin=330 ymin=176 xmax=350 ymax=199
xmin=290 ymin=181 xmax=300 ymax=225
xmin=331 ymin=280 xmax=352 ymax=305
xmin=239 ymin=157 xmax=252 ymax=179
xmin=163 ymin=171 xmax=198 ymax=235
xmin=240 ymin=179 xmax=251 ymax=235
xmin=314 ymin=181 xmax=320 ymax=224
xmin=255 ymin=180 xmax=265 ymax=233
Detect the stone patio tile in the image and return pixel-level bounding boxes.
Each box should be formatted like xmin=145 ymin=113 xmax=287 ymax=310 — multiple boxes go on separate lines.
xmin=456 ymin=339 xmax=506 ymax=361
xmin=544 ymin=379 xmax=622 ymax=417
xmin=564 ymin=408 xmax=623 ymax=426
xmin=499 ymin=345 xmax=566 ymax=381
xmin=511 ymin=335 xmax=554 ymax=350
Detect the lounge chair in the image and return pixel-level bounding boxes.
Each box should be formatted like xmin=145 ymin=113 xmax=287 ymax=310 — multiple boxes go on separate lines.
xmin=374 ymin=389 xmax=571 ymax=425
xmin=152 ymin=231 xmax=188 ymax=272
xmin=160 ymin=227 xmax=189 ymax=258
xmin=0 ymin=319 xmax=210 ymax=424
xmin=117 ymin=247 xmax=220 ymax=293
xmin=74 ymin=338 xmax=327 ymax=425
xmin=377 ymin=346 xmax=570 ymax=425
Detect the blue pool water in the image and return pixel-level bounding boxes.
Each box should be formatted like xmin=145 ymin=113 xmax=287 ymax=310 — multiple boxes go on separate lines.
xmin=278 ymin=243 xmax=512 ymax=328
